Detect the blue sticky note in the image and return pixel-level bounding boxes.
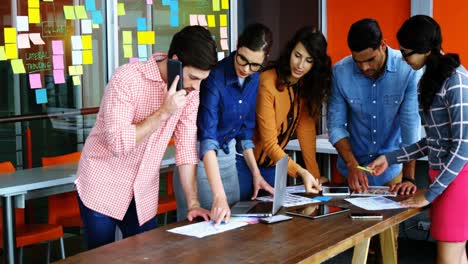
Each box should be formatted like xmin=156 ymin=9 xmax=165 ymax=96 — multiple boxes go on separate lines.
xmin=85 ymin=0 xmax=96 ymax=11
xmin=137 ymin=17 xmax=147 ymax=31
xmin=35 ymin=89 xmax=48 ymax=104
xmin=312 ymin=196 xmax=332 ymax=202
xmin=170 ymin=0 xmax=179 ymax=12
xmin=138 ymin=45 xmax=148 ymax=58
xmin=162 ymin=0 xmax=170 ymax=5
xmin=170 ymin=13 xmax=179 ymax=27
xmin=92 ymin=11 xmax=103 ymax=24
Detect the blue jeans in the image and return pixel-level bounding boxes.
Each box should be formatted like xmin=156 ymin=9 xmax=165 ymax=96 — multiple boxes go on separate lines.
xmin=236 ymin=154 xmax=276 ymax=201
xmin=78 ymin=195 xmax=158 ymax=250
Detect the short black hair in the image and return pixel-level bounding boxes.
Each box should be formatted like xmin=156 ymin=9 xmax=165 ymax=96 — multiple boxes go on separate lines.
xmin=237 ymin=23 xmax=273 ymax=56
xmin=347 ymin=18 xmax=382 ymax=52
xmin=168 ymin=26 xmax=217 ymax=71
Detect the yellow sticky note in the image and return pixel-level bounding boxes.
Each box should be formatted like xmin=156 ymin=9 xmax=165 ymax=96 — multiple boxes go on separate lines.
xmin=81 ymin=35 xmax=92 ymax=50
xmin=63 ymin=6 xmax=76 ymax=20
xmin=28 ymin=8 xmax=41 ymax=24
xmin=11 ymin=59 xmax=26 ymax=74
xmin=122 ymin=31 xmax=132 ymax=44
xmin=123 ymin=45 xmax=133 ymax=58
xmin=207 ymin=15 xmax=216 ymax=27
xmin=82 ymin=49 xmax=93 ymax=64
xmin=28 ymin=0 xmax=39 ymax=8
xmin=220 ymin=14 xmax=227 ymax=27
xmin=4 ymin=28 xmax=17 ymax=44
xmin=221 ymin=0 xmax=229 ymax=9
xmin=117 ymin=3 xmax=126 ymax=16
xmin=75 ymin=65 xmax=83 ymax=75
xmin=93 ymin=24 xmax=100 ymax=29
xmin=212 ymin=0 xmax=220 ymax=11
xmin=72 ymin=76 xmax=81 ymax=85
xmin=68 ymin=65 xmax=76 ymax=75
xmin=137 ymin=31 xmax=155 ymax=45
xmin=75 ymin=5 xmax=88 ymax=19
xmin=0 ymin=46 xmax=6 ymax=61
xmin=5 ymin=43 xmax=18 ymax=59
xmin=43 ymin=0 xmax=54 ymax=2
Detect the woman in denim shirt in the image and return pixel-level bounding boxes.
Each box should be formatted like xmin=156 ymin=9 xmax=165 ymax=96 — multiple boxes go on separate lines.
xmin=174 ymin=24 xmax=274 ymax=223
xmin=369 ymin=15 xmax=468 ymax=263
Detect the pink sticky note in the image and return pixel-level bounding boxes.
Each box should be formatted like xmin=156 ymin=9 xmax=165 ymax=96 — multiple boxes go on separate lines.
xmin=129 ymin=57 xmax=139 ymax=63
xmin=190 ymin=15 xmax=198 ymax=26
xmin=220 ymin=27 xmax=228 ymax=39
xmin=17 ymin=34 xmax=31 ymax=49
xmin=220 ymin=39 xmax=229 ymax=50
xmin=53 ymin=69 xmax=65 ymax=84
xmin=52 ymin=40 xmax=64 ymax=55
xmin=198 ymin=15 xmax=208 ymax=26
xmin=146 ymin=0 xmax=153 ymax=4
xmin=29 ymin=33 xmax=45 ymax=45
xmin=29 ymin=73 xmax=42 ymax=89
xmin=53 ymin=55 xmax=64 ymax=69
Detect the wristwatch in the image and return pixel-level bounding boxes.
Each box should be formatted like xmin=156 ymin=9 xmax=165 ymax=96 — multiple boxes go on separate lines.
xmin=402 ymin=176 xmax=416 ymax=185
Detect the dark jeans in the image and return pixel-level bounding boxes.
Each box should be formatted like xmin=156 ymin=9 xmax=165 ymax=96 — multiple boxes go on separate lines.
xmin=78 ymin=195 xmax=158 ymax=250
xmin=236 ymin=154 xmax=276 ymax=200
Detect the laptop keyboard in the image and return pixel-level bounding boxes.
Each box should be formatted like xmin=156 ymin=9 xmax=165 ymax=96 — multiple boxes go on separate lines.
xmin=248 ymin=202 xmax=273 ymax=213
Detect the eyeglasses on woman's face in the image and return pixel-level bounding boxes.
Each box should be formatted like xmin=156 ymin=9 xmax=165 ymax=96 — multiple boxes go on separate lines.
xmin=400 ymin=49 xmax=417 ymax=59
xmin=235 ymin=53 xmax=264 ymax=72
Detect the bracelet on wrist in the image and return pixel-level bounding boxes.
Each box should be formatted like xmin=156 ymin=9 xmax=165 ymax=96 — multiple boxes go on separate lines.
xmin=402 ymin=176 xmax=416 ymax=185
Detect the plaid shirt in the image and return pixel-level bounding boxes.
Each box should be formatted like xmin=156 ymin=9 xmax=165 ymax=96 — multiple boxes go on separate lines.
xmin=76 ymin=53 xmax=199 ymax=225
xmin=386 ymin=66 xmax=468 ymax=202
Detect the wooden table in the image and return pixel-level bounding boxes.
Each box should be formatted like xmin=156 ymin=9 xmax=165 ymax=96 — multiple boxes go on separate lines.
xmin=57 ymin=198 xmax=422 ymax=264
xmin=0 ymin=158 xmax=176 ymax=264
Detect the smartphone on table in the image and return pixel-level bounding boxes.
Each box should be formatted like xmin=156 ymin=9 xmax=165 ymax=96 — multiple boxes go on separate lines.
xmin=167 ymin=59 xmax=183 ymax=91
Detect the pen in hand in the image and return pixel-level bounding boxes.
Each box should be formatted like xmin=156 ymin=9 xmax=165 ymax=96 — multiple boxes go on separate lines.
xmin=356 ymin=165 xmax=373 ymax=173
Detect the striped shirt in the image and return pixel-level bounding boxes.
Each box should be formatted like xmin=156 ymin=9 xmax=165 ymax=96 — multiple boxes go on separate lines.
xmin=75 ymin=53 xmax=199 ymax=225
xmin=386 ymin=66 xmax=468 ymax=202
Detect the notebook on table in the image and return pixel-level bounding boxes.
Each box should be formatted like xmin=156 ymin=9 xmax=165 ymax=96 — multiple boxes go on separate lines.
xmin=230 ymin=155 xmax=288 ymax=217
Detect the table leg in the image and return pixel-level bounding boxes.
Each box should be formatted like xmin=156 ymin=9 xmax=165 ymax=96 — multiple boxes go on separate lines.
xmin=352 ymin=237 xmax=370 ymax=264
xmin=380 ymin=226 xmax=397 ymax=264
xmin=2 ymin=195 xmax=17 ymax=264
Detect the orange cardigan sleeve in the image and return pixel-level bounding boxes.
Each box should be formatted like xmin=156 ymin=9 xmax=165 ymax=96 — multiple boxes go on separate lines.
xmin=256 ymin=70 xmax=302 ymax=177
xmin=296 ymin=107 xmax=321 ymax=179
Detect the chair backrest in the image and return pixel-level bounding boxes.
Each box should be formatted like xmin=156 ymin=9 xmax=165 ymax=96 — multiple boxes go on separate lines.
xmin=0 ymin=161 xmax=15 ymax=173
xmin=41 ymin=151 xmax=81 ymax=167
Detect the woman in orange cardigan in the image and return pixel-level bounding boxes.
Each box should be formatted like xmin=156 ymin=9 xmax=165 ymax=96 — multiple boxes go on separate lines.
xmin=237 ymin=27 xmax=332 ymax=200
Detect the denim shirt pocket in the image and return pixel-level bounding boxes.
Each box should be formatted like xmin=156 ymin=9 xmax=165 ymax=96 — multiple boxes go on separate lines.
xmin=383 ymin=94 xmax=403 ymax=123
xmin=347 ymin=97 xmax=363 ymax=118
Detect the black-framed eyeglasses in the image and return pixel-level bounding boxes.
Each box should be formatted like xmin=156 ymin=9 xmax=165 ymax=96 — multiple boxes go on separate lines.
xmin=400 ymin=49 xmax=417 ymax=59
xmin=235 ymin=53 xmax=264 ymax=72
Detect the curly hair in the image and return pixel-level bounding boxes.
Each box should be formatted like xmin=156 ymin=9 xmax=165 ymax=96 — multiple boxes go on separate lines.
xmin=397 ymin=15 xmax=460 ymax=112
xmin=266 ymin=27 xmax=332 ymax=117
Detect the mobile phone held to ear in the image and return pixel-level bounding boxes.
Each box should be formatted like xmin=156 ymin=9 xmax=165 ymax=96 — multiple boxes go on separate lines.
xmin=167 ymin=59 xmax=183 ymax=91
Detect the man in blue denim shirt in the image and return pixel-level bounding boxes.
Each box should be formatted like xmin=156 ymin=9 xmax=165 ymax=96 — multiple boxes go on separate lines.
xmin=327 ymin=18 xmax=422 ymax=194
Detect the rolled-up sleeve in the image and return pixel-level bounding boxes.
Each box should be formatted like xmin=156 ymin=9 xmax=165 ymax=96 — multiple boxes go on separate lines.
xmin=327 ymin=67 xmax=350 ymax=145
xmin=197 ymin=74 xmax=221 ymax=159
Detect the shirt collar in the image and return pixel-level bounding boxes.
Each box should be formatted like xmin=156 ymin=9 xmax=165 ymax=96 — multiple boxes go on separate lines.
xmin=352 ymin=46 xmax=397 ymax=75
xmin=225 ymin=51 xmax=240 ymax=85
xmin=138 ymin=53 xmax=166 ymax=82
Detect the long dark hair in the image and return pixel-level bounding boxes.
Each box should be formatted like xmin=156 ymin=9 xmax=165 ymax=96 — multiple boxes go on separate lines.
xmin=397 ymin=15 xmax=460 ymax=112
xmin=267 ymin=27 xmax=331 ymax=117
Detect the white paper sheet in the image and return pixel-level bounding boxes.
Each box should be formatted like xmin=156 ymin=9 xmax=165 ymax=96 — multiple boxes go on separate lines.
xmin=167 ymin=220 xmax=248 ymax=238
xmin=345 ymin=196 xmax=404 ymax=211
xmin=256 ymin=193 xmax=319 ymax=208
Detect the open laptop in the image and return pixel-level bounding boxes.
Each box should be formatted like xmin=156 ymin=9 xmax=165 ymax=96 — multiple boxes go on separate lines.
xmin=231 ymin=155 xmax=288 ymax=217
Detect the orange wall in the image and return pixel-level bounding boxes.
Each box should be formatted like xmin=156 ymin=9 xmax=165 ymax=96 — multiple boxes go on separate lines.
xmin=434 ymin=0 xmax=468 ymax=64
xmin=327 ymin=0 xmax=410 ymax=64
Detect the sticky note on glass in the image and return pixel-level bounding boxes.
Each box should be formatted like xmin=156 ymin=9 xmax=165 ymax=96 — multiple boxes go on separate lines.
xmin=0 ymin=46 xmax=6 ymax=61
xmin=129 ymin=57 xmax=139 ymax=63
xmin=69 ymin=65 xmax=83 ymax=75
xmin=75 ymin=5 xmax=88 ymax=19
xmin=117 ymin=3 xmax=126 ymax=16
xmin=71 ymin=35 xmax=83 ymax=50
xmin=220 ymin=27 xmax=227 ymax=38
xmin=220 ymin=39 xmax=228 ymax=51
xmin=217 ymin=51 xmax=225 ymax=61
xmin=82 ymin=49 xmax=93 ymax=64
xmin=28 ymin=0 xmax=39 ymax=8
xmin=197 ymin=15 xmax=207 ymax=27
xmin=82 ymin=35 xmax=92 ymax=50
xmin=207 ymin=15 xmax=216 ymax=27
xmin=53 ymin=55 xmax=64 ymax=70
xmin=138 ymin=45 xmax=147 ymax=58
xmin=72 ymin=76 xmax=81 ymax=86
xmin=81 ymin=19 xmax=93 ymax=34
xmin=92 ymin=10 xmax=103 ymax=24
xmin=17 ymin=34 xmax=31 ymax=49
xmin=35 ymin=89 xmax=48 ymax=104
xmin=170 ymin=13 xmax=179 ymax=27
xmin=29 ymin=8 xmax=41 ymax=24
xmin=29 ymin=33 xmax=45 ymax=45
xmin=72 ymin=50 xmax=83 ymax=65
xmin=123 ymin=45 xmax=133 ymax=58
xmin=137 ymin=31 xmax=155 ymax=45
xmin=11 ymin=59 xmax=26 ymax=74
xmin=146 ymin=0 xmax=153 ymax=4
xmin=5 ymin=43 xmax=18 ymax=59
xmin=16 ymin=16 xmax=29 ymax=32
xmin=189 ymin=15 xmax=198 ymax=26
xmin=219 ymin=14 xmax=227 ymax=27
xmin=52 ymin=40 xmax=64 ymax=55
xmin=53 ymin=69 xmax=65 ymax=84
xmin=29 ymin=73 xmax=42 ymax=89
xmin=137 ymin=17 xmax=147 ymax=31
xmin=212 ymin=0 xmax=220 ymax=11
xmin=4 ymin=28 xmax=17 ymax=44
xmin=63 ymin=6 xmax=76 ymax=20
xmin=85 ymin=0 xmax=96 ymax=11
xmin=221 ymin=0 xmax=229 ymax=9
xmin=122 ymin=31 xmax=132 ymax=44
